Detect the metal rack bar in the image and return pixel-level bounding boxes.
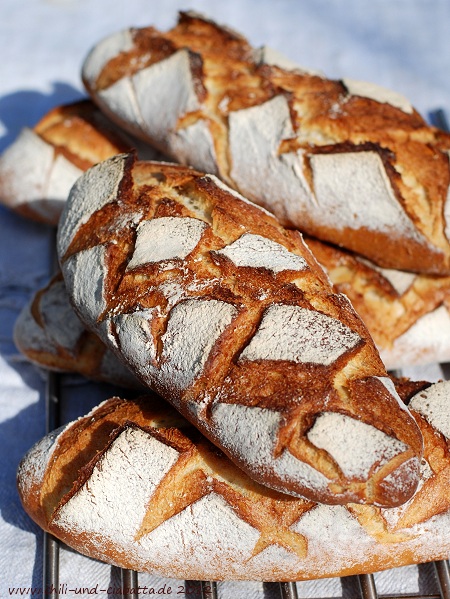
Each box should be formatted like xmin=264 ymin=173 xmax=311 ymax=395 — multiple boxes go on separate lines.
xmin=43 ymin=371 xmax=61 ymax=599
xmin=279 ymin=581 xmax=299 ymax=599
xmin=435 ymin=561 xmax=450 ymax=599
xmin=121 ymin=568 xmax=139 ymax=599
xmin=201 ymin=580 xmax=218 ymax=598
xmin=359 ymin=574 xmax=378 ymax=599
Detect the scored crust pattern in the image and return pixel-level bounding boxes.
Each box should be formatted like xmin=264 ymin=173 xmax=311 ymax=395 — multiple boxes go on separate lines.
xmin=0 ymin=99 xmax=167 ymax=225
xmin=13 ymin=274 xmax=143 ymax=389
xmin=57 ymin=154 xmax=423 ymax=506
xmin=82 ymin=11 xmax=450 ymax=274
xmin=17 ymin=388 xmax=450 ymax=581
xmin=306 ymin=237 xmax=450 ymax=369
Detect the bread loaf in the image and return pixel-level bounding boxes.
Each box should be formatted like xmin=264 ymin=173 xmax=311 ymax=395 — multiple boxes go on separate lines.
xmin=16 ymin=251 xmax=450 ymax=387
xmin=17 ymin=382 xmax=450 ymax=581
xmin=56 ymin=153 xmax=423 ymax=506
xmin=0 ymin=100 xmax=164 ymax=225
xmin=81 ymin=11 xmax=450 ymax=275
xmin=13 ymin=273 xmax=143 ymax=389
xmin=306 ymin=237 xmax=450 ymax=369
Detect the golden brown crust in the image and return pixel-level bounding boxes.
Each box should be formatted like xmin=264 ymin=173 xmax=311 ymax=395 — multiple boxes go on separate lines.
xmin=0 ymin=100 xmax=136 ymax=225
xmin=82 ymin=12 xmax=450 ymax=273
xmin=17 ymin=389 xmax=450 ymax=581
xmin=57 ymin=154 xmax=423 ymax=506
xmin=306 ymin=236 xmax=450 ymax=366
xmin=33 ymin=100 xmax=133 ymax=171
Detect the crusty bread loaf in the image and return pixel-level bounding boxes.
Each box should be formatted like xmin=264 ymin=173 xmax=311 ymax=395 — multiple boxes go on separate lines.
xmin=16 ymin=251 xmax=450 ymax=390
xmin=0 ymin=100 xmax=165 ymax=225
xmin=13 ymin=273 xmax=143 ymax=389
xmin=81 ymin=11 xmax=450 ymax=275
xmin=17 ymin=381 xmax=450 ymax=581
xmin=306 ymin=237 xmax=450 ymax=369
xmin=56 ymin=153 xmax=423 ymax=506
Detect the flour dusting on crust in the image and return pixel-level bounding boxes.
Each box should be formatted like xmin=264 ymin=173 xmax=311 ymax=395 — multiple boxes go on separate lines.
xmin=159 ymin=299 xmax=237 ymax=392
xmin=63 ymin=246 xmax=108 ymax=329
xmin=127 ymin=217 xmax=208 ymax=268
xmin=409 ymin=381 xmax=450 ymax=439
xmin=342 ymin=79 xmax=414 ymax=113
xmin=211 ymin=403 xmax=329 ymax=491
xmin=240 ymin=304 xmax=361 ymax=365
xmin=310 ymin=151 xmax=429 ymax=242
xmin=307 ymin=412 xmax=408 ymax=479
xmin=215 ymin=233 xmax=308 ymax=273
xmin=53 ymin=427 xmax=179 ymax=544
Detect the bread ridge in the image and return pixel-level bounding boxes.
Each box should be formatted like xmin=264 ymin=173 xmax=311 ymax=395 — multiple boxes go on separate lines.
xmin=17 ymin=383 xmax=450 ymax=581
xmin=7 ymin=100 xmax=450 ymax=370
xmin=305 ymin=237 xmax=450 ymax=369
xmin=0 ymin=99 xmax=166 ymax=225
xmin=81 ymin=11 xmax=450 ymax=274
xmin=13 ymin=273 xmax=143 ymax=389
xmin=57 ymin=153 xmax=423 ymax=506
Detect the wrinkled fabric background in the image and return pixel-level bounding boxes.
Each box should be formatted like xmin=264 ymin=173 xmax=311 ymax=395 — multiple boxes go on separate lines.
xmin=1 ymin=1 xmax=449 ymax=597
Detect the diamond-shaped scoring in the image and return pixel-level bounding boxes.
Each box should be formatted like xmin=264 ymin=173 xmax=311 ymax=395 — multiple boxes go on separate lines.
xmin=127 ymin=216 xmax=208 ymax=268
xmin=82 ymin=12 xmax=450 ymax=274
xmin=214 ymin=232 xmax=309 ymax=273
xmin=239 ymin=304 xmax=361 ymax=366
xmin=57 ymin=155 xmax=424 ymax=506
xmin=17 ymin=385 xmax=450 ymax=580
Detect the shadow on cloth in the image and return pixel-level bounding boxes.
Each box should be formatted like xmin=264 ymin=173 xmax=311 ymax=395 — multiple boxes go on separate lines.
xmin=0 ymin=82 xmax=85 ymax=153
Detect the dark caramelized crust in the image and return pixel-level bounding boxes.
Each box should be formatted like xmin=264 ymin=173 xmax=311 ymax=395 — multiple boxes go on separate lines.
xmin=57 ymin=154 xmax=423 ymax=506
xmin=82 ymin=11 xmax=450 ymax=273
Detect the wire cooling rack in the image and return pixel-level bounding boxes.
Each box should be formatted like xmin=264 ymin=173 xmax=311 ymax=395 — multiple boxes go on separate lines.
xmin=40 ymin=108 xmax=450 ymax=599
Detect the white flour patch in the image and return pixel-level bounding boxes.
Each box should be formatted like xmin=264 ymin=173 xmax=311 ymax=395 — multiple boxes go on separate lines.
xmin=17 ymin=427 xmax=65 ymax=502
xmin=114 ymin=309 xmax=160 ymax=382
xmin=310 ymin=151 xmax=430 ymax=243
xmin=39 ymin=278 xmax=86 ymax=356
xmin=140 ymin=492 xmax=260 ymax=580
xmin=159 ymin=299 xmax=237 ymax=392
xmin=228 ymin=95 xmax=315 ymax=221
xmin=211 ymin=403 xmax=329 ymax=491
xmin=132 ymin=49 xmax=202 ymax=144
xmin=0 ymin=128 xmax=54 ymax=207
xmin=239 ymin=304 xmax=361 ymax=365
xmin=127 ymin=217 xmax=207 ymax=268
xmin=292 ymin=504 xmax=372 ymax=558
xmin=53 ymin=427 xmax=180 ymax=544
xmin=379 ymin=305 xmax=450 ymax=370
xmin=170 ymin=119 xmax=219 ymax=175
xmin=307 ymin=412 xmax=407 ymax=479
xmin=342 ymin=78 xmax=413 ymax=114
xmin=45 ymin=154 xmax=83 ymax=212
xmin=215 ymin=233 xmax=308 ymax=273
xmin=62 ymin=245 xmax=108 ymax=330
xmin=409 ymin=381 xmax=450 ymax=440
